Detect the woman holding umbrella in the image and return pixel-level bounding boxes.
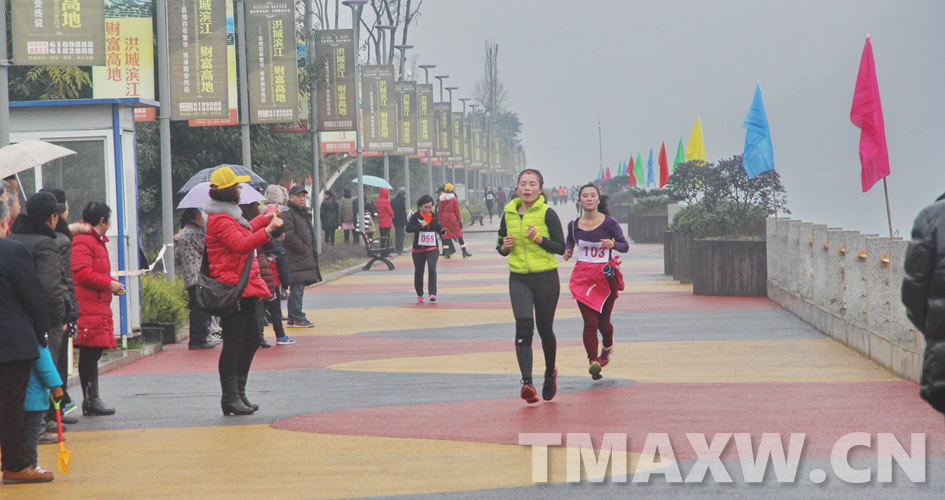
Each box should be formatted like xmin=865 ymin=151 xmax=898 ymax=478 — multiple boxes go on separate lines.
xmin=203 ymin=166 xmax=283 ymax=416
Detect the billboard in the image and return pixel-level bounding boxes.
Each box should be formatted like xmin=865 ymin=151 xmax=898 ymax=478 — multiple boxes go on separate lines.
xmin=168 ymin=0 xmax=229 ymax=120
xmin=93 ymin=0 xmax=154 ymax=121
xmin=314 ymin=30 xmax=356 ymax=132
xmin=433 ymin=102 xmax=452 ymax=157
xmin=393 ymin=81 xmax=417 ymax=155
xmin=246 ymin=1 xmax=298 ymax=124
xmin=360 ymin=65 xmax=396 ymax=152
xmin=13 ymin=0 xmax=106 ymax=66
xmin=416 ymin=84 xmax=434 ymax=150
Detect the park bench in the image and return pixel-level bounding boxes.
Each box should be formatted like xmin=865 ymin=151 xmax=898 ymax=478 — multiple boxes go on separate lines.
xmin=467 ymin=206 xmax=485 ymax=226
xmin=357 ymin=231 xmax=395 ymax=271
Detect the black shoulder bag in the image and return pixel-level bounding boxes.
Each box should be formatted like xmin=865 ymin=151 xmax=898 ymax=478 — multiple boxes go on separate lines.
xmin=193 ymin=248 xmax=253 ymax=316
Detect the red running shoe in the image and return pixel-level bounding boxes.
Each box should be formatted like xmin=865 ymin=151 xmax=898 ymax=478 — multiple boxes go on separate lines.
xmin=520 ymin=382 xmax=539 ymax=404
xmin=599 ymin=346 xmax=614 ymax=367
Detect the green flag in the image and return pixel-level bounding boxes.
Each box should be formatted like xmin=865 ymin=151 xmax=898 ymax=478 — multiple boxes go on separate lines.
xmin=673 ymin=137 xmax=685 ymax=170
xmin=634 ymin=152 xmax=644 ymax=186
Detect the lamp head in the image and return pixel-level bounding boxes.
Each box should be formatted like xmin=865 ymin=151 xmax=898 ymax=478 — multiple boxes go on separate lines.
xmin=342 ymin=0 xmax=368 ymax=6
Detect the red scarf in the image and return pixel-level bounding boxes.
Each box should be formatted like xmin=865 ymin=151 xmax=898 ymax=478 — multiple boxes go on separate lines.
xmin=420 ymin=212 xmax=432 ymax=225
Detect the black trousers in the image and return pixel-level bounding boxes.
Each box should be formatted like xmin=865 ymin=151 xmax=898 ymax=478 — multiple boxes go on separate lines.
xmin=78 ymin=346 xmax=105 ymax=387
xmin=324 ymin=228 xmax=336 ymax=245
xmin=0 ymin=359 xmax=32 ymax=472
xmin=219 ymin=298 xmax=262 ymax=378
xmin=509 ymin=270 xmax=560 ymax=382
xmin=187 ymin=287 xmax=211 ymax=346
xmin=263 ymin=296 xmax=286 ymax=339
xmin=412 ymin=250 xmax=438 ymax=296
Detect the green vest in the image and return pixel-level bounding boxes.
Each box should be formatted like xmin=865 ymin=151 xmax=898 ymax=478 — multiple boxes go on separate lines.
xmin=502 ymin=195 xmax=559 ymax=274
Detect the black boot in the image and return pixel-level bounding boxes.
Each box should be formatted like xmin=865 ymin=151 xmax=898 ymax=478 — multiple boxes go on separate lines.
xmin=462 ymin=247 xmax=473 ymax=258
xmin=82 ymin=381 xmax=115 ymax=416
xmin=237 ymin=373 xmax=259 ymax=411
xmin=221 ymin=375 xmax=254 ymax=416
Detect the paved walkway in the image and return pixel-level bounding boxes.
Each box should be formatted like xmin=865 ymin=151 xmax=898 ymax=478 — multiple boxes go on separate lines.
xmin=8 ymin=208 xmax=945 ymax=498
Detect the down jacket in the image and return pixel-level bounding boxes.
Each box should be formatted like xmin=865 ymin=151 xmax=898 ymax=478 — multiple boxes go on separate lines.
xmin=376 ymin=188 xmax=394 ymax=229
xmin=320 ymin=197 xmax=340 ymax=230
xmin=281 ymin=200 xmax=322 ymax=286
xmin=54 ymin=220 xmax=80 ymax=324
xmin=0 ymin=238 xmax=48 ymax=363
xmin=71 ymin=222 xmax=119 ymax=349
xmin=204 ymin=200 xmax=271 ymax=299
xmin=8 ymin=214 xmax=67 ymax=328
xmin=903 ymin=198 xmax=945 ymax=414
xmin=438 ymin=193 xmax=463 ymax=240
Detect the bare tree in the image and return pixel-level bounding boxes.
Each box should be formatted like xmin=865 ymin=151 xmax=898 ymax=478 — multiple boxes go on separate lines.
xmin=473 ymin=40 xmax=508 ymax=116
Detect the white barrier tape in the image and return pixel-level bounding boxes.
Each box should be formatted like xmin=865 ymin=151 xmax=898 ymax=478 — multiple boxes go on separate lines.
xmin=113 ymin=244 xmax=171 ymax=278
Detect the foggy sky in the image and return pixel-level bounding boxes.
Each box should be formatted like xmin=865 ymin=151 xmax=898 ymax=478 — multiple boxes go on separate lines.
xmin=392 ymin=0 xmax=945 ymax=236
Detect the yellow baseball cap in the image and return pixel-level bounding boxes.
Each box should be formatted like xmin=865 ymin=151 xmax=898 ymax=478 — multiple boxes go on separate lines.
xmin=445 ymin=183 xmax=454 ymax=192
xmin=209 ymin=166 xmax=251 ymax=189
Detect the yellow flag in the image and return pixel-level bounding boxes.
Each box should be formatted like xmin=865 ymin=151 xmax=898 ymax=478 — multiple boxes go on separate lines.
xmin=685 ymin=117 xmax=707 ymax=162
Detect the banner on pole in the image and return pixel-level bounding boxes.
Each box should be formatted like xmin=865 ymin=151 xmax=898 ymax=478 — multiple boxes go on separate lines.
xmin=168 ymin=0 xmax=229 ymax=120
xmin=450 ymin=112 xmax=465 ymax=162
xmin=416 ymin=84 xmax=435 ymax=150
xmin=93 ymin=0 xmax=154 ymax=121
xmin=470 ymin=119 xmax=482 ymax=167
xmin=190 ymin=1 xmax=238 ymax=126
xmin=433 ymin=102 xmax=452 ymax=157
xmin=13 ymin=0 xmax=106 ymax=66
xmin=247 ymin=1 xmax=298 ymax=124
xmin=393 ymin=80 xmax=417 ymax=155
xmin=361 ymin=65 xmax=396 ymax=152
xmin=315 ymin=29 xmax=356 ymax=132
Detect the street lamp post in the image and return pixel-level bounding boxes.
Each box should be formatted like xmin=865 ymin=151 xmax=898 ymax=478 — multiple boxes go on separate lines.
xmin=394 ymin=44 xmax=413 ymax=203
xmin=444 ymin=86 xmax=457 ymax=186
xmin=305 ymin=0 xmax=322 ymax=254
xmin=459 ymin=97 xmax=471 ymax=201
xmin=343 ymin=0 xmax=369 ymax=240
xmin=418 ymin=64 xmax=436 ymax=196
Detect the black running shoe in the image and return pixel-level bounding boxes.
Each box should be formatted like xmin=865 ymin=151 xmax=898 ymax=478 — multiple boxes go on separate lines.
xmin=542 ymin=366 xmax=558 ymax=401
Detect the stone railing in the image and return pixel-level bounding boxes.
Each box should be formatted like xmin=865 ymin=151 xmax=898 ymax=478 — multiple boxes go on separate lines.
xmin=765 ymin=218 xmax=921 ymax=381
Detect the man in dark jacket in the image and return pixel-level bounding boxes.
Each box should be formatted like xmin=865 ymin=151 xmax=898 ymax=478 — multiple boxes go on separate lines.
xmin=392 ymin=187 xmax=408 ymax=254
xmin=0 ymin=198 xmax=55 ymax=483
xmin=903 ymin=193 xmax=945 ymax=416
xmin=282 ymin=185 xmax=322 ymax=328
xmin=8 ymin=192 xmax=67 ymax=340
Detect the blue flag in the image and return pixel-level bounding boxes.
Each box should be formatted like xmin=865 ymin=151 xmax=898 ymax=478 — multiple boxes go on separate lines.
xmin=646 ymin=148 xmax=654 ymax=186
xmin=743 ymin=83 xmax=775 ymax=178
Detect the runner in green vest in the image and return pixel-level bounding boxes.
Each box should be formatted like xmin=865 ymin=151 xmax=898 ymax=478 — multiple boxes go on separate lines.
xmin=497 ymin=169 xmax=565 ymax=404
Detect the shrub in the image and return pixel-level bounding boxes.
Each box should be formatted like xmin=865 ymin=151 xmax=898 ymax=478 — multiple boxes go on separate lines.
xmin=670 ymin=200 xmax=768 ymax=239
xmin=140 ymin=274 xmax=189 ymax=327
xmin=633 ymin=194 xmax=671 ymax=214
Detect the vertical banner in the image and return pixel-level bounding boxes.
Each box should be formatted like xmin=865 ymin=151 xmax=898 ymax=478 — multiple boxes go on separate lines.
xmin=433 ymin=102 xmax=452 ymax=157
xmin=360 ymin=65 xmax=396 ymax=152
xmin=168 ymin=0 xmax=229 ymax=120
xmin=450 ymin=112 xmax=465 ymax=163
xmin=393 ymin=81 xmax=417 ymax=155
xmin=470 ymin=118 xmax=482 ymax=167
xmin=416 ymin=84 xmax=435 ymax=150
xmin=12 ymin=0 xmax=106 ymax=66
xmin=93 ymin=0 xmax=155 ymax=121
xmin=190 ymin=1 xmax=238 ymax=126
xmin=246 ymin=1 xmax=298 ymax=124
xmin=315 ymin=30 xmax=356 ymax=132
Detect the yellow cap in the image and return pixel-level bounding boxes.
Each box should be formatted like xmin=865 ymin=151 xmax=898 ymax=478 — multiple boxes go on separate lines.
xmin=209 ymin=166 xmax=251 ymax=190
xmin=444 ymin=183 xmax=454 ymax=192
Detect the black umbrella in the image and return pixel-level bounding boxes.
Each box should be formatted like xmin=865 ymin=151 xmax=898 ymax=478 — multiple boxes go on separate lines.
xmin=178 ymin=164 xmax=268 ymax=193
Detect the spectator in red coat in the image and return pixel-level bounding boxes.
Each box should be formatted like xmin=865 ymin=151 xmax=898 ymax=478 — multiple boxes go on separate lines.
xmin=71 ymin=202 xmax=123 ymax=416
xmin=438 ymin=183 xmax=472 ymax=259
xmin=376 ymin=187 xmax=394 ymax=244
xmin=204 ymin=167 xmax=283 ymax=416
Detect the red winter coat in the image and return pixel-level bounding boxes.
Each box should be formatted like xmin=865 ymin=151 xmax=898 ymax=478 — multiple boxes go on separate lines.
xmin=71 ymin=223 xmax=119 ymax=349
xmin=376 ymin=188 xmax=394 ymax=229
xmin=438 ymin=193 xmax=463 ymax=239
xmin=205 ymin=209 xmax=272 ymax=299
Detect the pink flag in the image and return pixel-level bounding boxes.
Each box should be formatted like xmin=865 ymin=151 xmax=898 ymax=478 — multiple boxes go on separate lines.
xmin=850 ymin=35 xmax=890 ymax=193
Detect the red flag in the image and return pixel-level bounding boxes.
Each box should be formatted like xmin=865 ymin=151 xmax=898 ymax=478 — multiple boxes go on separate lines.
xmin=658 ymin=141 xmax=669 ymax=188
xmin=605 ymin=167 xmax=612 ymax=179
xmin=628 ymin=156 xmax=636 ymax=186
xmin=850 ymin=35 xmax=890 ymax=193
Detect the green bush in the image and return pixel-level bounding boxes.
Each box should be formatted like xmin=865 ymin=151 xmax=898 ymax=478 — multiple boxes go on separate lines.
xmin=140 ymin=275 xmax=189 ymax=327
xmin=670 ymin=200 xmax=768 ymax=239
xmin=633 ymin=194 xmax=671 ymax=214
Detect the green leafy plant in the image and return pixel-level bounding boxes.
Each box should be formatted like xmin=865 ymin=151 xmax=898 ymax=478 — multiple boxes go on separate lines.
xmin=140 ymin=275 xmax=189 ymax=327
xmin=633 ymin=194 xmax=672 ymax=214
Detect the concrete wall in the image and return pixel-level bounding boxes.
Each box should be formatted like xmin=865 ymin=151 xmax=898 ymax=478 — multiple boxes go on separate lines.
xmin=766 ymin=218 xmax=921 ymax=381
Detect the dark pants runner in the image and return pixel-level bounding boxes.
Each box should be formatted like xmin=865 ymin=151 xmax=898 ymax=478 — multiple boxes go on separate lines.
xmin=509 ymin=269 xmax=560 ymax=383
xmin=412 ymin=250 xmax=438 ymax=297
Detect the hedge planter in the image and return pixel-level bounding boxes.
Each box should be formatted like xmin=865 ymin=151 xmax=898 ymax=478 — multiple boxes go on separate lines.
xmin=142 ymin=322 xmax=177 ymax=345
xmin=667 ymin=232 xmax=695 ymax=284
xmin=613 ymin=204 xmax=632 ymax=224
xmin=629 ymin=214 xmax=667 ymax=243
xmin=140 ymin=325 xmax=164 ymax=344
xmin=690 ymin=239 xmax=767 ymax=296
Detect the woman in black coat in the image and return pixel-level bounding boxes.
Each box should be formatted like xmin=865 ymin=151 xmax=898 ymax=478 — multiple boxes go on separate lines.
xmin=320 ymin=191 xmax=340 ymax=245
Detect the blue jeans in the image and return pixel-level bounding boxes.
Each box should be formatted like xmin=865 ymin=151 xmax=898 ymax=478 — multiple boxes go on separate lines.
xmin=287 ymin=283 xmax=308 ymax=322
xmin=24 ymin=410 xmax=45 ymax=467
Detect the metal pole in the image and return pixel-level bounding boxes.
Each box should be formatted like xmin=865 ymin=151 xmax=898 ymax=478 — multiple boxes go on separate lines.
xmin=445 ymin=87 xmax=455 ymax=187
xmin=236 ymin=0 xmax=252 ymax=168
xmin=883 ymin=177 xmax=893 ymax=240
xmin=344 ymin=1 xmax=368 ymax=240
xmin=306 ymin=0 xmax=322 ymax=254
xmin=0 ymin=0 xmax=10 ymax=147
xmin=156 ymin=0 xmax=175 ymax=279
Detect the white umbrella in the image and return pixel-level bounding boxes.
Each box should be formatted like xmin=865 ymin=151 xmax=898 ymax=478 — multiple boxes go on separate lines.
xmin=177 ymin=182 xmax=266 ymax=209
xmin=0 ymin=140 xmax=77 ymax=179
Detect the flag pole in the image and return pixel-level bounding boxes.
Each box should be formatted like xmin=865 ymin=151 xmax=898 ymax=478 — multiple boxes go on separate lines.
xmin=883 ymin=178 xmax=893 ymax=239
xmin=598 ymin=117 xmax=604 ymax=179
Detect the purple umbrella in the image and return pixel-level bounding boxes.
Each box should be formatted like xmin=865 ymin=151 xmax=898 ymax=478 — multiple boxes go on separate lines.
xmin=176 ymin=182 xmax=265 ymax=209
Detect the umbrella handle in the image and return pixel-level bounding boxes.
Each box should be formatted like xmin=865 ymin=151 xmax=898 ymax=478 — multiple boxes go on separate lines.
xmin=51 ymin=395 xmax=64 ymax=443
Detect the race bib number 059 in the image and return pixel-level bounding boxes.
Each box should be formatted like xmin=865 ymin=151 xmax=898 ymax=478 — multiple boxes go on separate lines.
xmin=577 ymin=239 xmax=608 ymax=263
xmin=418 ymin=231 xmax=437 ymax=246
